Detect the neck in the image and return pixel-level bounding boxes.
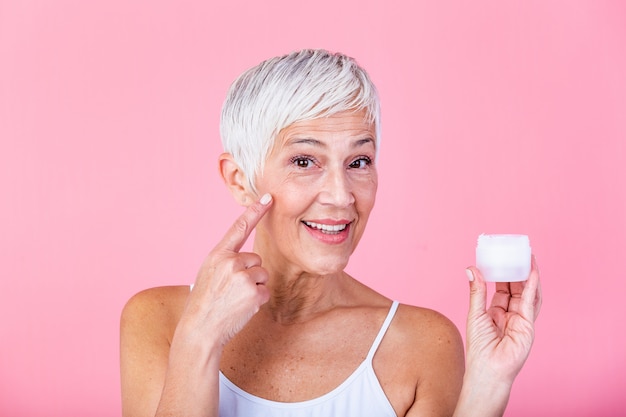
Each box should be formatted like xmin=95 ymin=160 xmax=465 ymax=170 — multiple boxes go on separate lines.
xmin=252 ymin=227 xmax=352 ymax=324
xmin=262 ymin=269 xmax=346 ymax=324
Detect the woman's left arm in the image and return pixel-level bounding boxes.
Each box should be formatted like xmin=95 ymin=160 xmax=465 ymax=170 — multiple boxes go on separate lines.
xmin=453 ymin=255 xmax=543 ymax=417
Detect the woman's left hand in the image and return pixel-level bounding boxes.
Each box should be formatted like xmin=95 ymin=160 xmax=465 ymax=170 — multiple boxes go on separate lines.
xmin=464 ymin=255 xmax=542 ymax=386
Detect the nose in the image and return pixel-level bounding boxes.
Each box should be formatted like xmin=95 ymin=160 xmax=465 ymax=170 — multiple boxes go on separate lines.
xmin=318 ymin=167 xmax=355 ymax=208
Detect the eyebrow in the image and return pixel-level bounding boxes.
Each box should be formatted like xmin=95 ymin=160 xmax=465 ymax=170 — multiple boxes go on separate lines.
xmin=285 ymin=137 xmax=375 ymax=149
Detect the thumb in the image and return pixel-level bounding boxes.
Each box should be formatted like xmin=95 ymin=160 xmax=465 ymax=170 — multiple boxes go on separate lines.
xmin=466 ymin=266 xmax=487 ymax=320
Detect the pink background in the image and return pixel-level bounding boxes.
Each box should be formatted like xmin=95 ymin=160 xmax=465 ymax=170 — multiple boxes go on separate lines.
xmin=1 ymin=1 xmax=625 ymax=415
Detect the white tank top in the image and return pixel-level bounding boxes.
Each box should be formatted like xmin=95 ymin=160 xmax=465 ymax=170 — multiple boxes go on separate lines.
xmin=218 ymin=300 xmax=400 ymax=417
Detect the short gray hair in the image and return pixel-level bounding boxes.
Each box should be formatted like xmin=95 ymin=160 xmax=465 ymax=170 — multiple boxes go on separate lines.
xmin=220 ymin=49 xmax=381 ymax=191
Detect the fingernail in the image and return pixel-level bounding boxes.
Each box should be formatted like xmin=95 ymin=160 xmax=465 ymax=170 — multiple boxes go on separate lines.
xmin=259 ymin=193 xmax=272 ymax=205
xmin=465 ymin=269 xmax=474 ymax=282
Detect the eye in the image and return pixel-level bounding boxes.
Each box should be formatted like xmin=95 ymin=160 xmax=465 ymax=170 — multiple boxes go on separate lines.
xmin=290 ymin=155 xmax=317 ymax=169
xmin=348 ymin=156 xmax=372 ymax=169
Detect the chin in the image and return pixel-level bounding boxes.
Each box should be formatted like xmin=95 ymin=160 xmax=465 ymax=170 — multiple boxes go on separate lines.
xmin=303 ymin=255 xmax=351 ymax=276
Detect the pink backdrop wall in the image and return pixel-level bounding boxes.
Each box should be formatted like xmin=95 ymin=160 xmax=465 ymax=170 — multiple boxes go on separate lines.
xmin=1 ymin=1 xmax=625 ymax=415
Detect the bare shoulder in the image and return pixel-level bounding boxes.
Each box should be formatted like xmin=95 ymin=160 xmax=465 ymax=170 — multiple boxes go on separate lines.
xmin=380 ymin=303 xmax=464 ymax=373
xmin=375 ymin=303 xmax=465 ymax=417
xmin=349 ymin=280 xmax=463 ymax=353
xmin=120 ymin=285 xmax=190 ymax=340
xmin=120 ymin=286 xmax=191 ymax=417
xmin=122 ymin=285 xmax=190 ymax=316
xmin=394 ymin=304 xmax=463 ymax=347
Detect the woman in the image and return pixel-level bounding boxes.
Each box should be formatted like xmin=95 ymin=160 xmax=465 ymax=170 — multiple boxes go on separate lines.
xmin=120 ymin=49 xmax=542 ymax=417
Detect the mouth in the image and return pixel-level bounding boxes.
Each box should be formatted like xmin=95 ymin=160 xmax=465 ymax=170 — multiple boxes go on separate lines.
xmin=302 ymin=220 xmax=350 ymax=235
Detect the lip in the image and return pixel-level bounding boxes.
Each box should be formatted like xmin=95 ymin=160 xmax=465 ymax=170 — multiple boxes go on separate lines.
xmin=301 ymin=219 xmax=352 ymax=244
xmin=304 ymin=218 xmax=351 ymax=225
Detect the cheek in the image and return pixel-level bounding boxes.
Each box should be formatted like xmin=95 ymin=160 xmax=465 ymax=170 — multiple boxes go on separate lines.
xmin=262 ymin=171 xmax=319 ymax=207
xmin=354 ymin=175 xmax=378 ymax=209
xmin=264 ymin=184 xmax=313 ymax=227
xmin=257 ymin=169 xmax=301 ymax=195
xmin=358 ymin=192 xmax=377 ymax=217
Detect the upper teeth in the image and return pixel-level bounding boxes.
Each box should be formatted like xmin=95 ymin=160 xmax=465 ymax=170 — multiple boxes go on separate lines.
xmin=304 ymin=221 xmax=348 ymax=232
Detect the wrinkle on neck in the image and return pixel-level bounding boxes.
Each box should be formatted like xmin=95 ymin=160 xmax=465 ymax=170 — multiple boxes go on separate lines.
xmin=262 ymin=270 xmax=347 ymax=324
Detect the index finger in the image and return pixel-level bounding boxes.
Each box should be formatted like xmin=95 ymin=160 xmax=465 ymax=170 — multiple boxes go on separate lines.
xmin=216 ymin=193 xmax=273 ymax=253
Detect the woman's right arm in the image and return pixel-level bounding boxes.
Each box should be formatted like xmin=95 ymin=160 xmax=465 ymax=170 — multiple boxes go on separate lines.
xmin=120 ymin=194 xmax=274 ymax=417
xmin=120 ymin=286 xmax=193 ymax=417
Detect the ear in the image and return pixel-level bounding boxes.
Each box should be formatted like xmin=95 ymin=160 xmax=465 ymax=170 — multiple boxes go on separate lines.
xmin=219 ymin=153 xmax=255 ymax=206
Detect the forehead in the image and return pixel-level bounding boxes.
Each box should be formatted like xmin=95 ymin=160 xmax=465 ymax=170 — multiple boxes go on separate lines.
xmin=276 ymin=110 xmax=376 ymax=149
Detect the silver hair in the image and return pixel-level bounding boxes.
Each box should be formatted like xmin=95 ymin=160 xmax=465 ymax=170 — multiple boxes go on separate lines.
xmin=220 ymin=49 xmax=381 ymax=191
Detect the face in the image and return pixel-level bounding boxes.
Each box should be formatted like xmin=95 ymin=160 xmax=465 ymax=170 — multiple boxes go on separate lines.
xmin=251 ymin=110 xmax=378 ymax=277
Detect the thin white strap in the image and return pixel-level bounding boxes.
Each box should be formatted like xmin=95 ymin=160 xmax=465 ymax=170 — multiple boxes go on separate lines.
xmin=366 ymin=300 xmax=399 ymax=361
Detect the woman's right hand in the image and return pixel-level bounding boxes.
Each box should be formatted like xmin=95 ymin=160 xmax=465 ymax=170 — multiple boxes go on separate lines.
xmin=178 ymin=193 xmax=273 ymax=348
xmin=147 ymin=194 xmax=274 ymax=417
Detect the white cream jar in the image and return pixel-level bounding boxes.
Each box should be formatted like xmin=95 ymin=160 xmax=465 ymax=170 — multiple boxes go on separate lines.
xmin=476 ymin=234 xmax=531 ymax=282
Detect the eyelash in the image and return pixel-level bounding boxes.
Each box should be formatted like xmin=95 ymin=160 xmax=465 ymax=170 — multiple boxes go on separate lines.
xmin=290 ymin=155 xmax=318 ymax=169
xmin=289 ymin=155 xmax=373 ymax=169
xmin=349 ymin=156 xmax=373 ymax=169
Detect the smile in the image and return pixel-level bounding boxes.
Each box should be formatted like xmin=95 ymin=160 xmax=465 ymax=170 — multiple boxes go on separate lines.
xmin=302 ymin=221 xmax=349 ymax=234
